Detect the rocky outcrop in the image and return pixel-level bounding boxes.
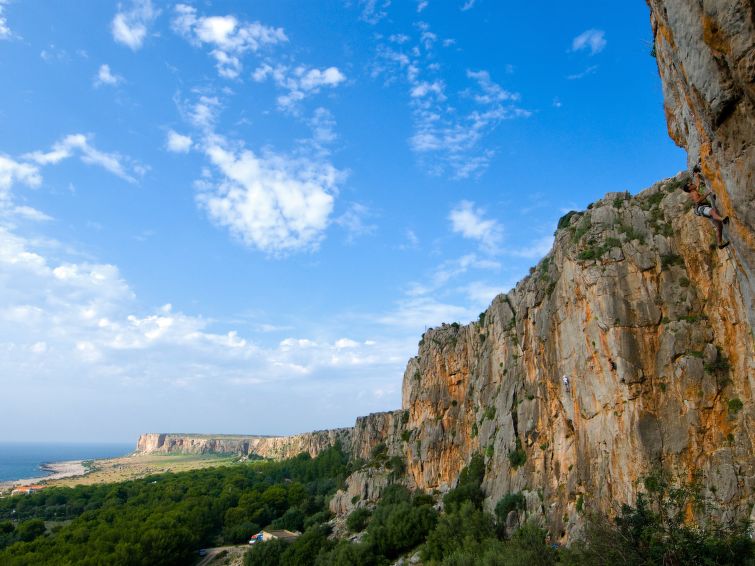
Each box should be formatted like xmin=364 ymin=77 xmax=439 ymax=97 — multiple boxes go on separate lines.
xmin=136 ymin=429 xmax=353 ymax=460
xmin=647 ymin=0 xmax=755 ymax=328
xmin=332 ymin=178 xmax=754 ymax=542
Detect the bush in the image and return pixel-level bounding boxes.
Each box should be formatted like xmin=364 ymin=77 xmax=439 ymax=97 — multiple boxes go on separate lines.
xmin=422 ymin=501 xmax=496 ymax=562
xmin=728 ymin=398 xmax=743 ymax=416
xmin=661 ymin=253 xmax=684 ymax=269
xmin=279 ymin=524 xmax=332 ymax=566
xmin=562 ymin=473 xmax=755 ymax=566
xmin=508 ymin=438 xmax=527 ymax=469
xmin=318 ymin=540 xmax=380 ymax=566
xmin=347 ymin=508 xmax=372 ymax=533
xmin=367 ymin=501 xmax=437 ymax=559
xmin=495 ymin=492 xmax=526 ymax=524
xmin=223 ymin=521 xmax=260 ymax=544
xmin=556 ymin=211 xmax=580 ymax=232
xmin=245 ymin=538 xmax=287 ymax=566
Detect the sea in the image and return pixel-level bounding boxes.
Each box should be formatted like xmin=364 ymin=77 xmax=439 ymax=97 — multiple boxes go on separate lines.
xmin=0 ymin=442 xmax=134 ymax=483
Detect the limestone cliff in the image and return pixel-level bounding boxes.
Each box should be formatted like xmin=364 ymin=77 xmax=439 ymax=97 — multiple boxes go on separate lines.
xmin=647 ymin=0 xmax=755 ymax=327
xmin=331 ymin=179 xmax=754 ymax=542
xmin=136 ymin=430 xmax=352 ymax=460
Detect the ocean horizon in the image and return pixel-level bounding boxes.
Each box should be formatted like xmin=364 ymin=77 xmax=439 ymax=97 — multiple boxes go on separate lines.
xmin=0 ymin=442 xmax=134 ymax=483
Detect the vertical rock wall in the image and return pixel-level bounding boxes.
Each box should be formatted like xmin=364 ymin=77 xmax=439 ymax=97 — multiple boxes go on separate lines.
xmin=647 ymin=0 xmax=755 ymax=328
xmin=333 ymin=181 xmax=754 ymax=542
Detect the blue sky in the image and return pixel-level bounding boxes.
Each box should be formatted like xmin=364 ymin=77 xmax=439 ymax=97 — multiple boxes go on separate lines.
xmin=0 ymin=0 xmax=685 ymax=442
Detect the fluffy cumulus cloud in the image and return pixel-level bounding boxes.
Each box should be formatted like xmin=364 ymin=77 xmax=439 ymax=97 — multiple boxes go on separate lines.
xmin=252 ymin=64 xmax=346 ymax=110
xmin=374 ymin=23 xmax=530 ymax=178
xmin=172 ymin=4 xmax=287 ymax=79
xmin=94 ymin=64 xmax=123 ymax=87
xmin=25 ymin=134 xmax=140 ymax=183
xmin=449 ymin=200 xmax=503 ymax=253
xmin=571 ymin=29 xmax=606 ymax=55
xmin=165 ymin=130 xmax=193 ymax=153
xmin=195 ymin=136 xmax=343 ymax=255
xmin=111 ymin=0 xmax=157 ymax=50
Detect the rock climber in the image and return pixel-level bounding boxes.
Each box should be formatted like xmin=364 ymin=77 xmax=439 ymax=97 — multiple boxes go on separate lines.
xmin=682 ymin=163 xmax=729 ymax=249
xmin=562 ymin=375 xmax=570 ymax=392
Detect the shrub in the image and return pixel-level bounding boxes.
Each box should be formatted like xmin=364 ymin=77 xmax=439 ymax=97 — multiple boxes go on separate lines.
xmin=495 ymin=492 xmax=526 ymax=524
xmin=366 ymin=500 xmax=437 ymax=559
xmin=556 ymin=210 xmax=580 ymax=231
xmin=346 ymin=507 xmax=372 ymax=533
xmin=508 ymin=438 xmax=527 ymax=469
xmin=245 ymin=538 xmax=287 ymax=566
xmin=705 ymin=349 xmax=731 ymax=374
xmin=562 ymin=476 xmax=755 ymax=566
xmin=422 ymin=501 xmax=496 ymax=562
xmin=661 ymin=253 xmax=684 ymax=269
xmin=370 ymin=442 xmax=387 ymax=460
xmin=728 ymin=398 xmax=743 ymax=416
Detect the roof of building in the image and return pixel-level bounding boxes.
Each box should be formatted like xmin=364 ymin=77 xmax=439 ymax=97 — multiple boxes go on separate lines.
xmin=263 ymin=529 xmax=300 ymax=541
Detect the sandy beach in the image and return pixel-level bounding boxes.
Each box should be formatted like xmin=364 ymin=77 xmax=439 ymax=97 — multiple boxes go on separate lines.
xmin=0 ymin=460 xmax=87 ymax=492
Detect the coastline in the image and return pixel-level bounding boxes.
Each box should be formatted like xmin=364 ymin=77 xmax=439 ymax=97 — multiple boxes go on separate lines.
xmin=0 ymin=460 xmax=88 ymax=492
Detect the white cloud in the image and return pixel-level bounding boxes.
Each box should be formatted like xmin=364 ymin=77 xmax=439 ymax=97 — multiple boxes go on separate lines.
xmin=566 ymin=65 xmax=598 ymax=80
xmin=94 ymin=64 xmax=123 ymax=87
xmin=308 ymin=107 xmax=338 ymax=147
xmin=571 ymin=29 xmax=606 ymax=55
xmin=111 ymin=0 xmax=157 ymax=51
xmin=358 ymin=0 xmax=391 ymax=24
xmin=0 ymin=155 xmax=41 ymax=205
xmin=0 ymin=224 xmax=408 ymax=405
xmin=449 ymin=200 xmax=503 ymax=253
xmin=183 ymin=95 xmax=222 ymax=130
xmin=377 ymin=296 xmax=474 ymax=329
xmin=253 ymin=64 xmax=347 ymax=110
xmin=166 ymin=130 xmax=193 ymax=153
xmin=10 ymin=205 xmax=52 ymax=222
xmin=25 ymin=134 xmax=139 ymax=183
xmin=464 ymin=281 xmax=504 ymax=306
xmin=508 ymin=234 xmax=554 ymax=260
xmin=172 ymin=4 xmax=287 ymax=79
xmin=0 ymin=0 xmax=12 ymax=40
xmin=40 ymin=45 xmax=69 ymax=62
xmin=417 ymin=1 xmax=429 ymax=12
xmin=375 ymin=30 xmax=529 ymax=178
xmin=461 ymin=0 xmax=476 ymax=10
xmin=195 ymin=136 xmax=343 ymax=255
xmin=336 ymin=202 xmax=377 ymax=243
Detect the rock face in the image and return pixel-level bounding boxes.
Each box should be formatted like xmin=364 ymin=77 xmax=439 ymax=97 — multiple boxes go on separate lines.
xmin=647 ymin=0 xmax=755 ymax=328
xmin=332 ymin=179 xmax=754 ymax=542
xmin=136 ymin=429 xmax=353 ymax=460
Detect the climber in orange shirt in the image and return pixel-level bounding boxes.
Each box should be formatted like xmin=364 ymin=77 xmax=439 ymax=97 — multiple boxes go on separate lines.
xmin=682 ymin=163 xmax=729 ymax=249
